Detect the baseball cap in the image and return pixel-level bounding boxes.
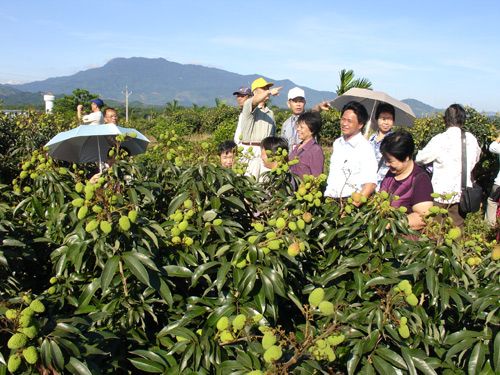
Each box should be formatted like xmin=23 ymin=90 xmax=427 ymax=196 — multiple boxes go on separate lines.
xmin=288 ymin=87 xmax=305 ymax=100
xmin=251 ymin=77 xmax=274 ymax=92
xmin=232 ymin=87 xmax=252 ymax=96
xmin=91 ymin=98 xmax=104 ymax=108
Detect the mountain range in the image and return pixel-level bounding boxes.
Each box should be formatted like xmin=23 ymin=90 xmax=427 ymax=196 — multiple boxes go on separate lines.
xmin=3 ymin=57 xmax=441 ymax=116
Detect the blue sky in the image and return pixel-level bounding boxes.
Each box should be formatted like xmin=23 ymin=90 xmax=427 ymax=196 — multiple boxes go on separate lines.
xmin=1 ymin=0 xmax=499 ymax=111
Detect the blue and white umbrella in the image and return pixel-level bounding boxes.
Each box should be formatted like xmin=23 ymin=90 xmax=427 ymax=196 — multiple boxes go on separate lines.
xmin=45 ymin=124 xmax=149 ymax=167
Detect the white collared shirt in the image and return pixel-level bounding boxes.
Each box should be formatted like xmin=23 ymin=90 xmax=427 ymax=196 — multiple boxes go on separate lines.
xmin=324 ymin=132 xmax=378 ymax=198
xmin=415 ymin=127 xmax=481 ymax=204
xmin=489 ymin=141 xmax=500 ymax=186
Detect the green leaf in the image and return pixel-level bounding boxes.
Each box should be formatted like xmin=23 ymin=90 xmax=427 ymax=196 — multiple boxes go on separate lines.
xmin=129 ymin=357 xmax=165 ymax=373
xmin=412 ymin=356 xmax=438 ymax=375
xmin=444 ymin=330 xmax=484 ymax=346
xmin=123 ymin=252 xmax=151 ymax=286
xmin=163 ymin=265 xmax=193 ymax=278
xmin=66 ymin=357 xmax=92 ymax=375
xmin=372 ymin=354 xmax=398 ymax=375
xmin=101 ymin=255 xmax=119 ymax=293
xmin=401 ymin=347 xmax=418 ymax=375
xmin=468 ymin=341 xmax=486 ymax=375
xmin=191 ymin=261 xmax=219 ymax=288
xmin=76 ymin=278 xmax=100 ymax=310
xmin=375 ymin=347 xmax=407 ymax=370
xmin=50 ymin=340 xmax=65 ymax=371
xmin=494 ymin=330 xmax=500 ymax=373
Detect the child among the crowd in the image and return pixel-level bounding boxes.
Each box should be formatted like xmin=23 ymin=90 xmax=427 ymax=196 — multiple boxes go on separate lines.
xmin=218 ymin=140 xmax=237 ymax=168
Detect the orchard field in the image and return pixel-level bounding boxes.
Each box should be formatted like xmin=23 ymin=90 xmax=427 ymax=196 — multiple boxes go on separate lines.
xmin=0 ymin=99 xmax=499 ymax=374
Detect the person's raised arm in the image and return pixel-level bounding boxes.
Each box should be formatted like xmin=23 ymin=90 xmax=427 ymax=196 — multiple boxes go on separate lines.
xmin=311 ymin=101 xmax=331 ymax=112
xmin=251 ymin=87 xmax=282 ymax=110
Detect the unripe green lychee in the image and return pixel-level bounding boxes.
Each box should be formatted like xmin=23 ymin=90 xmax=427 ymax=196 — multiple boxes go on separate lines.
xmin=297 ymin=219 xmax=305 ymax=230
xmin=217 ymin=316 xmax=230 ymax=331
xmin=287 ymin=242 xmax=300 ymax=257
xmin=8 ymin=354 xmax=22 ymax=373
xmin=447 ymin=227 xmax=461 ymax=240
xmin=183 ymin=199 xmax=193 ymax=209
xmin=22 ymin=346 xmax=38 ymax=365
xmin=20 ymin=325 xmax=38 ymax=339
xmin=100 ymin=220 xmax=112 ymax=234
xmin=275 ymin=217 xmax=286 ymax=229
xmin=405 ymin=293 xmax=418 ymax=306
xmin=75 ymin=182 xmax=84 ymax=193
xmin=232 ymin=314 xmax=246 ymax=331
xmin=119 ymin=216 xmax=131 ymax=231
xmin=400 ymin=317 xmax=408 ymax=324
xmin=397 ymin=280 xmax=412 ymax=295
xmin=29 ymin=299 xmax=45 ymax=313
xmin=213 ymin=218 xmax=223 ymax=226
xmin=48 ymin=286 xmax=56 ymax=294
xmin=77 ymin=205 xmax=88 ymax=220
xmin=318 ymin=300 xmax=334 ymax=315
xmin=268 ymin=239 xmax=281 ymax=250
xmin=183 ymin=236 xmax=194 ymax=246
xmin=72 ymin=198 xmax=85 ymax=207
xmin=429 ymin=206 xmax=440 ymax=214
xmin=262 ymin=332 xmax=277 ymax=350
xmin=92 ymin=205 xmax=103 ymax=213
xmin=247 ymin=371 xmax=263 ymax=375
xmin=254 ymin=223 xmax=264 ymax=232
xmin=5 ymin=309 xmax=18 ymax=320
xmin=173 ymin=211 xmax=183 ymax=223
xmin=263 ymin=345 xmax=282 ymax=363
xmin=85 ymin=219 xmax=99 ymax=233
xmin=266 ymin=232 xmax=276 ymax=239
xmin=171 ymin=227 xmax=181 ymax=236
xmin=7 ymin=333 xmax=28 ymax=349
xmin=253 ymin=314 xmax=263 ymax=323
xmin=172 ymin=236 xmax=181 ymax=244
xmin=288 ymin=221 xmax=297 ymax=231
xmin=309 ymin=288 xmax=325 ymax=307
xmin=327 ymin=334 xmax=345 ymax=346
xmin=219 ymin=330 xmax=234 ymax=343
xmin=49 ymin=277 xmax=58 ymax=284
xmin=127 ymin=210 xmax=138 ymax=223
xmin=398 ymin=324 xmax=410 ymax=339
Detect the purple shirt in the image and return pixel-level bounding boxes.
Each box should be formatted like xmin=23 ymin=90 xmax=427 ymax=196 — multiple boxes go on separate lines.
xmin=289 ymin=138 xmax=324 ymax=178
xmin=380 ymin=163 xmax=433 ymax=212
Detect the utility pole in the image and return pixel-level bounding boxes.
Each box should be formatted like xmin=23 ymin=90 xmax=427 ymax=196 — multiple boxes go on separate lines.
xmin=122 ymin=85 xmax=132 ymax=123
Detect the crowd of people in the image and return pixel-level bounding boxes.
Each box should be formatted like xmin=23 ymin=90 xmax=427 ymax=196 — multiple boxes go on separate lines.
xmin=219 ymin=77 xmax=492 ymax=230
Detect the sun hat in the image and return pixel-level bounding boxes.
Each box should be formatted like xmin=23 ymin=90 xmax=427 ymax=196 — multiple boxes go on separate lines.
xmin=251 ymin=77 xmax=274 ymax=92
xmin=288 ymin=87 xmax=305 ymax=100
xmin=233 ymin=87 xmax=252 ymax=96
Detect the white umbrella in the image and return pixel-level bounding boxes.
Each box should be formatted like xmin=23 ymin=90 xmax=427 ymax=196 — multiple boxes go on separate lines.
xmin=329 ymin=88 xmax=416 ymax=135
xmin=45 ymin=124 xmax=149 ymax=169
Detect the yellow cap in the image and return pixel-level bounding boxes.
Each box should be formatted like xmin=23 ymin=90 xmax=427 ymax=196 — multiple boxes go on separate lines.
xmin=251 ymin=77 xmax=274 ymax=92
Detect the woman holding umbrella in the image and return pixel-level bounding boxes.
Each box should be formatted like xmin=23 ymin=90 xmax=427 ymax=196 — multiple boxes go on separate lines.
xmin=369 ymin=103 xmax=395 ymax=188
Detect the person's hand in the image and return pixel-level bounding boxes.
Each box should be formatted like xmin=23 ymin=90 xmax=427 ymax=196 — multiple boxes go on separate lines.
xmin=77 ymin=104 xmax=83 ymax=111
xmin=495 ymin=135 xmax=500 ymax=143
xmin=89 ymin=172 xmax=102 ymax=184
xmin=318 ymin=101 xmax=331 ymax=111
xmin=269 ymin=87 xmax=282 ymax=96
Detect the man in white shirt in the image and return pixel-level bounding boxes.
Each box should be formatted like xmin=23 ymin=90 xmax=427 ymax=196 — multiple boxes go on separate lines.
xmin=324 ymin=101 xmax=377 ymax=202
xmin=232 ymin=87 xmax=252 ymax=144
xmin=77 ymin=98 xmax=104 ymax=125
xmin=416 ymin=104 xmax=481 ymax=227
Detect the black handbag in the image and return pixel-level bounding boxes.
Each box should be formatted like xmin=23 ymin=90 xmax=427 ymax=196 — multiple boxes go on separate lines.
xmin=459 ymin=130 xmax=482 ymax=213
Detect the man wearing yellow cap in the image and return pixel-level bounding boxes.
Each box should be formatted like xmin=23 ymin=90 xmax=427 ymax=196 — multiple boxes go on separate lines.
xmin=239 ymin=77 xmax=282 ymax=178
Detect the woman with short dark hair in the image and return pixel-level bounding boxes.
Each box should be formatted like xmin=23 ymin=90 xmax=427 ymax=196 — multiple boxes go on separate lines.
xmin=380 ymin=130 xmax=433 ymax=230
xmin=289 ymin=111 xmax=324 ymax=178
